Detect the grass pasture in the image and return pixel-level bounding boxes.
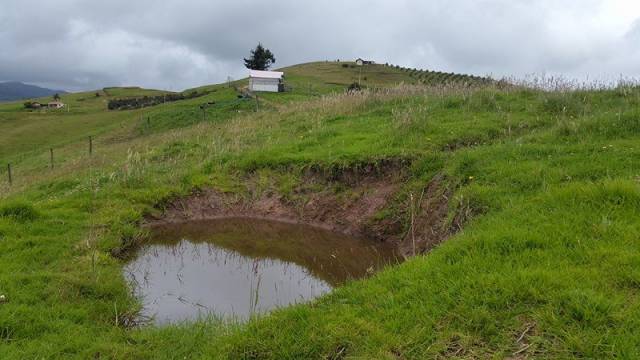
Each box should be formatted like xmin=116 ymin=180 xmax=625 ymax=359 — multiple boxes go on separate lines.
xmin=0 ymin=62 xmax=640 ymax=358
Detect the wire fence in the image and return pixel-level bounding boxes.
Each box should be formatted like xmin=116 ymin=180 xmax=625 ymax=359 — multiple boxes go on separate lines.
xmin=0 ymin=96 xmax=258 ymax=189
xmin=2 ymin=135 xmax=94 ymax=188
xmin=2 ymin=84 xmax=335 ymax=189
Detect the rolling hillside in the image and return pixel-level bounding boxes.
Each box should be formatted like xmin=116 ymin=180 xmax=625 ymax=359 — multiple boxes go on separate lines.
xmin=1 ymin=62 xmax=639 ymax=358
xmin=0 ymin=81 xmax=67 ymax=102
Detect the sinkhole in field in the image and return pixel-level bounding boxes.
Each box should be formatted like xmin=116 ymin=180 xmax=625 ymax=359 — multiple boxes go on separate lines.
xmin=124 ymin=218 xmax=400 ymax=324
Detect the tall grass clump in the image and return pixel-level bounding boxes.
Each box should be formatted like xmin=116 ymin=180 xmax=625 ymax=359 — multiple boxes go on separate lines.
xmin=0 ymin=202 xmax=39 ymax=221
xmin=539 ymin=92 xmax=586 ymax=117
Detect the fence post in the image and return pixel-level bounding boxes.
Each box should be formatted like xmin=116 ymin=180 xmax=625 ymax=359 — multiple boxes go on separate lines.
xmin=89 ymin=136 xmax=93 ymax=156
xmin=255 ymin=94 xmax=259 ymax=112
xmin=50 ymin=148 xmax=54 ymax=170
xmin=7 ymin=163 xmax=12 ymax=186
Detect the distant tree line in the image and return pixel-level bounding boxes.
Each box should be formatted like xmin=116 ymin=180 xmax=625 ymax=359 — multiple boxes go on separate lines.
xmin=107 ymin=90 xmax=213 ymax=110
xmin=387 ymin=63 xmax=493 ymax=85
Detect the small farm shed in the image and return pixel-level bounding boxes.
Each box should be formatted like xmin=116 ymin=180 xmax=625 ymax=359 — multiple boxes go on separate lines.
xmin=249 ymin=70 xmax=284 ymax=93
xmin=355 ymin=58 xmax=375 ymax=66
xmin=48 ymin=101 xmax=65 ymax=109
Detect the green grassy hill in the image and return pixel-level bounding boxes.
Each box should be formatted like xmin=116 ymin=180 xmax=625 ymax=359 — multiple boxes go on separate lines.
xmin=0 ymin=62 xmax=488 ymax=166
xmin=0 ymin=87 xmax=170 ymax=160
xmin=1 ymin=62 xmax=639 ymax=358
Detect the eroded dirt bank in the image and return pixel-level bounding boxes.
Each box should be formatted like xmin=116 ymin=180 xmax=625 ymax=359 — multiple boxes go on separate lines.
xmin=144 ymin=164 xmax=459 ymax=257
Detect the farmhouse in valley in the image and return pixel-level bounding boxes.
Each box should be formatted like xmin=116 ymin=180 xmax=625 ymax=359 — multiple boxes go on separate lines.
xmin=48 ymin=101 xmax=65 ymax=109
xmin=355 ymin=58 xmax=375 ymax=66
xmin=248 ymin=70 xmax=284 ymax=92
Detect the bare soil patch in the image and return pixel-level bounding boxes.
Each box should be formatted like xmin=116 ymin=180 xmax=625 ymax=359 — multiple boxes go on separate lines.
xmin=144 ymin=164 xmax=459 ymax=257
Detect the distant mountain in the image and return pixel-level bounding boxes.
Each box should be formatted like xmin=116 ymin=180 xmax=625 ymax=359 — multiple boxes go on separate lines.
xmin=0 ymin=81 xmax=67 ymax=102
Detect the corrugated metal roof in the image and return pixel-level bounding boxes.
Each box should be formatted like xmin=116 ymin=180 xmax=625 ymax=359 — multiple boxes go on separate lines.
xmin=249 ymin=70 xmax=284 ymax=79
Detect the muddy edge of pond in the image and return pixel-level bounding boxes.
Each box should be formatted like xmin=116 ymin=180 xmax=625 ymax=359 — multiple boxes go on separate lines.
xmin=134 ymin=163 xmax=464 ymax=258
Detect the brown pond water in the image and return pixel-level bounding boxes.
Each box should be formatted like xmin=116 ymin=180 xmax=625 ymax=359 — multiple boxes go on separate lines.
xmin=124 ymin=218 xmax=400 ymax=324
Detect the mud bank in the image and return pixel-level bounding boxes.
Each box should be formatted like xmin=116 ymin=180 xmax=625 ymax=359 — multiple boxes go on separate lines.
xmin=145 ymin=167 xmax=458 ymax=257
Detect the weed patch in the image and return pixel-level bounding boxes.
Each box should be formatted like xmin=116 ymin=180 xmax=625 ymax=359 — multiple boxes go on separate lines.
xmin=0 ymin=203 xmax=39 ymax=222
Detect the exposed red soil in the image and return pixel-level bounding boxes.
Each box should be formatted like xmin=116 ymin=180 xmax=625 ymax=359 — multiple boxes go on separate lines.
xmin=145 ymin=168 xmax=457 ymax=258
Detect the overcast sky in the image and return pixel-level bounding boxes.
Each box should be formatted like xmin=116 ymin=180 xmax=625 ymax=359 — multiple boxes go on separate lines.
xmin=2 ymin=0 xmax=640 ymax=92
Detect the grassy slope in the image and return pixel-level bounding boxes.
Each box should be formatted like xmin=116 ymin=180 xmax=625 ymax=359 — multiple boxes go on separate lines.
xmin=1 ymin=63 xmax=639 ymax=358
xmin=0 ymin=87 xmax=168 ymax=161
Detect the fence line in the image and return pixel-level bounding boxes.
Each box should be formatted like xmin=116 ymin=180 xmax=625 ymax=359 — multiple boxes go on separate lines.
xmin=3 ymin=91 xmax=295 ymax=188
xmin=4 ymin=134 xmax=97 ymax=187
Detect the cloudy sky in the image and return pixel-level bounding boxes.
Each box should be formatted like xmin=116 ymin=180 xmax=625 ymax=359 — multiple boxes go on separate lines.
xmin=2 ymin=0 xmax=640 ymax=92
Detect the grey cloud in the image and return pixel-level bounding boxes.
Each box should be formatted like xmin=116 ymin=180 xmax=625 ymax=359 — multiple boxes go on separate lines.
xmin=1 ymin=0 xmax=639 ymax=91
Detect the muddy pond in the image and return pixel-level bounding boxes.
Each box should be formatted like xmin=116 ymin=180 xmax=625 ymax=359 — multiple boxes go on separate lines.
xmin=124 ymin=218 xmax=400 ymax=324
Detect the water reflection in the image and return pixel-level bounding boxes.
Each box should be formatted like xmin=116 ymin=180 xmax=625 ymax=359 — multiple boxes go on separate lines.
xmin=124 ymin=218 xmax=399 ymax=324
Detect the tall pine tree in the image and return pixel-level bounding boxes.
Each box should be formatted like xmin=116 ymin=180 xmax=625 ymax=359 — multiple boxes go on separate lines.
xmin=244 ymin=43 xmax=276 ymax=70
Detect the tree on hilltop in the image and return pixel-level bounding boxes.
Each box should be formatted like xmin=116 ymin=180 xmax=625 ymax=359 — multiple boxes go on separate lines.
xmin=244 ymin=43 xmax=276 ymax=70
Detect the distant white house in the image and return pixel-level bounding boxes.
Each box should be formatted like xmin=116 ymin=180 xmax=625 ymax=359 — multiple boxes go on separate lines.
xmin=249 ymin=70 xmax=284 ymax=93
xmin=48 ymin=101 xmax=65 ymax=109
xmin=355 ymin=58 xmax=375 ymax=66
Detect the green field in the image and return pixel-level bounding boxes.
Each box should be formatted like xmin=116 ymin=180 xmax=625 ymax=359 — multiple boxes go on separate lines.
xmin=1 ymin=62 xmax=640 ymax=358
